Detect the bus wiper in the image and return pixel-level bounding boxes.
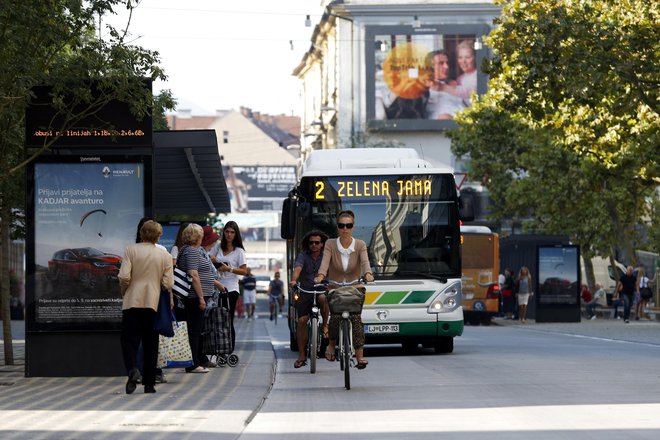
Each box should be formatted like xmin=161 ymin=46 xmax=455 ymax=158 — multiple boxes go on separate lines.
xmin=396 ymin=271 xmax=448 ymax=283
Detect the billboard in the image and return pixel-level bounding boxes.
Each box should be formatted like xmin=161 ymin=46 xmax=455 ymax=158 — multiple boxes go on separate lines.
xmin=224 ymin=165 xmax=297 ymax=212
xmin=537 ymin=246 xmax=580 ymax=305
xmin=366 ymin=25 xmax=490 ymax=131
xmin=27 ymin=155 xmax=151 ymax=331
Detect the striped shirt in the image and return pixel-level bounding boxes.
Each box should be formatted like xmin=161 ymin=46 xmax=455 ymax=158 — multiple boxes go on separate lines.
xmin=177 ymin=245 xmax=216 ymax=297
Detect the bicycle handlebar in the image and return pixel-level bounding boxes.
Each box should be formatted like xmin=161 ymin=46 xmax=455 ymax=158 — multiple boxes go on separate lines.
xmin=324 ymin=278 xmax=369 ymax=286
xmin=293 ymin=283 xmax=327 ymax=295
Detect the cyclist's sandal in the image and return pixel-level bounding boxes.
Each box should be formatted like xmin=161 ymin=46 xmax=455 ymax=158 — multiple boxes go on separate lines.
xmin=324 ymin=350 xmax=336 ymax=362
xmin=356 ymin=360 xmax=368 ymax=370
xmin=294 ymin=359 xmax=307 ymax=368
xmin=322 ymin=324 xmax=329 ymax=339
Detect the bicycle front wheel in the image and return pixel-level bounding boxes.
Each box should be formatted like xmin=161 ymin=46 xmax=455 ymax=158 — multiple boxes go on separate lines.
xmin=309 ymin=316 xmax=318 ymax=374
xmin=342 ymin=319 xmax=351 ymax=390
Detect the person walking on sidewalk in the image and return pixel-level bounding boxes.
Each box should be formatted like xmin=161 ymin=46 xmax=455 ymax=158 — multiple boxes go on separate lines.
xmin=118 ymin=220 xmax=173 ymax=394
xmin=242 ymin=267 xmax=257 ymax=321
xmin=635 ymin=267 xmax=651 ymax=320
xmin=617 ymin=265 xmax=638 ymax=323
xmin=516 ymin=266 xmax=533 ymax=323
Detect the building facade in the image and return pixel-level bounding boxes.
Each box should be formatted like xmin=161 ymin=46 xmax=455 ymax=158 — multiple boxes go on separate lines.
xmin=294 ymin=0 xmax=500 ymax=173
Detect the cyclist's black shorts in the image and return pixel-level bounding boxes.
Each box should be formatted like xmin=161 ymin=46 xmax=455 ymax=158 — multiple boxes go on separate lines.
xmin=295 ymin=291 xmax=325 ymax=318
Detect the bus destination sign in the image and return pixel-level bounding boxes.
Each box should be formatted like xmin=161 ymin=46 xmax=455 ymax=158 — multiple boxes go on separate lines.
xmin=313 ymin=177 xmax=432 ymax=200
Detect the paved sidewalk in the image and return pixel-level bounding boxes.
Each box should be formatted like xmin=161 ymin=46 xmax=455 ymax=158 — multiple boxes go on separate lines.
xmin=0 ymin=317 xmax=276 ymax=439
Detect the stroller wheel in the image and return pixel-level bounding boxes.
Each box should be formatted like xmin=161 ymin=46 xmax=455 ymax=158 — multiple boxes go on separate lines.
xmin=216 ymin=355 xmax=228 ymax=367
xmin=227 ymin=354 xmax=239 ymax=367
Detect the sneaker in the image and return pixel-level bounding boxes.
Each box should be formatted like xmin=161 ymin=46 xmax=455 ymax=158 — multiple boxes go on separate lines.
xmin=589 ymin=315 xmax=596 ymax=320
xmin=624 ymin=319 xmax=630 ymax=323
xmin=187 ymin=366 xmax=210 ymax=373
xmin=201 ymin=360 xmax=217 ymax=368
xmin=155 ymin=374 xmax=167 ymax=383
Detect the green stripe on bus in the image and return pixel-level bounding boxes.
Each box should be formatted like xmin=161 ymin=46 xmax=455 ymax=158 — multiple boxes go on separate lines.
xmin=402 ymin=290 xmax=435 ymax=304
xmin=374 ymin=291 xmax=408 ymax=304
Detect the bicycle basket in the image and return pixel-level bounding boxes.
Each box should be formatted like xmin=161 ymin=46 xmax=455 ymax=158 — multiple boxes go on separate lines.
xmin=327 ymin=286 xmax=365 ymax=314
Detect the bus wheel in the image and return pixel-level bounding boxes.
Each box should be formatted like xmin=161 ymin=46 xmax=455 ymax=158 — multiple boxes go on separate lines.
xmin=434 ymin=337 xmax=454 ymax=354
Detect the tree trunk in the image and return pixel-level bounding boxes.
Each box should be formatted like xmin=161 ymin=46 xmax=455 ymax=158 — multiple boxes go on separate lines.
xmin=582 ymin=254 xmax=596 ymax=292
xmin=1 ymin=199 xmax=14 ymax=365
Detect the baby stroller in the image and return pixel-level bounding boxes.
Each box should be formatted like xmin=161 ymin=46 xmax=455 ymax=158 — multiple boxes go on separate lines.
xmin=201 ymin=289 xmax=239 ymax=367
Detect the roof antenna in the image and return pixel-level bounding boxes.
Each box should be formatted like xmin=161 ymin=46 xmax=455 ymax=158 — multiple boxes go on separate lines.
xmin=419 ymin=144 xmax=427 ymax=167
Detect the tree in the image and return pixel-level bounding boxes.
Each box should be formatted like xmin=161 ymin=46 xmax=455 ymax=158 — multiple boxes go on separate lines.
xmin=450 ymin=0 xmax=659 ymax=280
xmin=0 ymin=0 xmax=174 ymax=365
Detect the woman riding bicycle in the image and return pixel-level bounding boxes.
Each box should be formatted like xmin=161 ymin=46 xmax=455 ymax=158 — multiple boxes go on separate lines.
xmin=314 ymin=210 xmax=374 ymax=369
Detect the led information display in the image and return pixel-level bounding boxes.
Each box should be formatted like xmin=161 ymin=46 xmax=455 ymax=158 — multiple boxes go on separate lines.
xmin=313 ymin=177 xmax=434 ymax=201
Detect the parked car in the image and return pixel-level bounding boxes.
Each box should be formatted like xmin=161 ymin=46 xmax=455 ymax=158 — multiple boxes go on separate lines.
xmin=47 ymin=247 xmax=122 ymax=288
xmin=254 ymin=274 xmax=271 ymax=294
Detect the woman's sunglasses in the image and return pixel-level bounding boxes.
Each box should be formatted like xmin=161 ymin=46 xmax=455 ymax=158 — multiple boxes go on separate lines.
xmin=337 ymin=222 xmax=353 ymax=229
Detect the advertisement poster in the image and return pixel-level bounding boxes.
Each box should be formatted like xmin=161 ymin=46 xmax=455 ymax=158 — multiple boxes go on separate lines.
xmin=374 ymin=32 xmax=479 ymax=121
xmin=223 ymin=165 xmax=296 ymax=212
xmin=32 ymin=160 xmax=145 ymax=327
xmin=538 ymin=246 xmax=580 ymax=305
xmin=364 ymin=25 xmax=489 ymax=131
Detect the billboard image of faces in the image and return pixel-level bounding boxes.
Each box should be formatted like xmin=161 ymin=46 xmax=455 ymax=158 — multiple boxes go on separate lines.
xmin=30 ymin=159 xmax=146 ymax=329
xmin=366 ymin=25 xmax=488 ymax=130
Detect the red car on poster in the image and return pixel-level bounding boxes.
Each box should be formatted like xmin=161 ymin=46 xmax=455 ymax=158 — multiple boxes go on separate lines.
xmin=47 ymin=247 xmax=122 ymax=289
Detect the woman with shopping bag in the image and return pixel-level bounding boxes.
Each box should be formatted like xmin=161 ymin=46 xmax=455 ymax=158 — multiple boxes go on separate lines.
xmin=118 ymin=220 xmax=174 ymax=394
xmin=177 ymin=224 xmax=226 ymax=373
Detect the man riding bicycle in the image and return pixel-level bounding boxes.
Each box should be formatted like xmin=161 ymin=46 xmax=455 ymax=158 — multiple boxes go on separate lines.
xmin=268 ymin=272 xmax=284 ymax=321
xmin=289 ymin=230 xmax=330 ymax=369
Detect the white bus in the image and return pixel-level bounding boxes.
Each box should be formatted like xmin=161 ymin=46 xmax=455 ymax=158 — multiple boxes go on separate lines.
xmin=281 ymin=148 xmax=470 ymax=353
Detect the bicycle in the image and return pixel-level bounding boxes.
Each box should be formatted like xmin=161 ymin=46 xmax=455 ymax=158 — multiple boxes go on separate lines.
xmin=292 ymin=283 xmax=325 ymax=373
xmin=269 ymin=294 xmax=279 ymax=325
xmin=324 ymin=278 xmax=367 ymax=390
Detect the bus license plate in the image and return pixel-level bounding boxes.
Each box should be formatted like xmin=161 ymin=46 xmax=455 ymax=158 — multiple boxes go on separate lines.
xmin=366 ymin=324 xmax=399 ymax=334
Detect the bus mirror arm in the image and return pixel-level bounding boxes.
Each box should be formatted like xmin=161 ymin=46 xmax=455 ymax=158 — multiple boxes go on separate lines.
xmin=458 ymin=195 xmax=475 ymax=222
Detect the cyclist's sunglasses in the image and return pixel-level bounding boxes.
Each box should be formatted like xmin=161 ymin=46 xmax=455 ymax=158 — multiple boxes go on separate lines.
xmin=308 ymin=240 xmax=322 ymax=245
xmin=337 ymin=222 xmax=353 ymax=229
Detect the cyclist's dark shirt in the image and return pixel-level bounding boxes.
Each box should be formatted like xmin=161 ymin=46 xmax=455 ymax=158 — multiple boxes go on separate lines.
xmin=269 ymin=279 xmax=284 ymax=298
xmin=294 ymin=250 xmax=323 ymax=290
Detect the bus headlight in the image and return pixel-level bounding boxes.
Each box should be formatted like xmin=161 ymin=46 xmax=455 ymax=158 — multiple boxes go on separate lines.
xmin=427 ymin=283 xmax=460 ymax=314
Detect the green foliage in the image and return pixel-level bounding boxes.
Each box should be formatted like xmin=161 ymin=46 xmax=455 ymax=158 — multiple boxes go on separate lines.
xmin=451 ymin=0 xmax=659 ymax=260
xmin=1 ymin=1 xmax=174 ymax=174
xmin=0 ymin=0 xmax=175 ymax=238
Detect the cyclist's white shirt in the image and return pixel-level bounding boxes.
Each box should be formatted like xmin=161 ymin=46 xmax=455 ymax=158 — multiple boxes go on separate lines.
xmin=336 ymin=237 xmax=355 ymax=272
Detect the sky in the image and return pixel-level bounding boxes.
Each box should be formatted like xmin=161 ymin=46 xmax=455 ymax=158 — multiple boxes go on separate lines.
xmin=105 ymin=0 xmax=324 ymax=116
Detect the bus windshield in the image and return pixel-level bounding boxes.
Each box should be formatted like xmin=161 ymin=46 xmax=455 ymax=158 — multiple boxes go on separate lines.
xmin=298 ymin=174 xmax=461 ymax=279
